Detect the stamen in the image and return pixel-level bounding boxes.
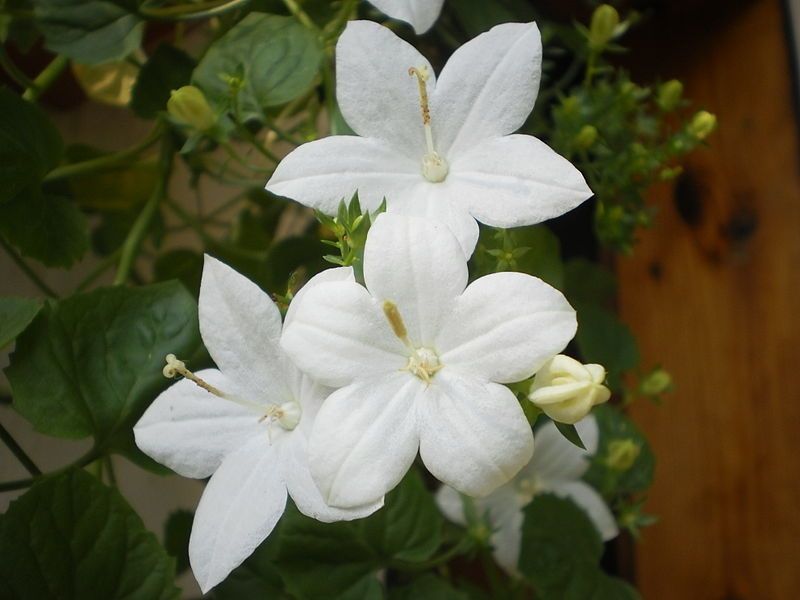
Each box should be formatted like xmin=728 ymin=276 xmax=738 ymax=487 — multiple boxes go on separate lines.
xmin=383 ymin=300 xmax=410 ymax=344
xmin=163 ymin=354 xmax=227 ymax=399
xmin=408 ymin=66 xmax=449 ymax=183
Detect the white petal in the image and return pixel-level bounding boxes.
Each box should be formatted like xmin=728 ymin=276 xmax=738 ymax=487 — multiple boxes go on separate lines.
xmin=134 ymin=369 xmax=262 ymax=478
xmin=189 ymin=436 xmax=287 ymax=593
xmin=553 ymin=481 xmax=619 ymax=541
xmin=364 ymin=214 xmax=467 ymax=345
xmin=368 ymin=0 xmax=445 ymax=34
xmin=449 ymin=135 xmax=592 ymax=228
xmin=435 ymin=485 xmax=468 ymax=526
xmin=280 ymin=433 xmax=383 ymax=523
xmin=418 ymin=371 xmax=533 ymax=496
xmin=281 ymin=280 xmax=406 ymax=387
xmin=336 ymin=21 xmax=434 ymax=159
xmin=432 ymin=23 xmax=542 ymax=156
xmin=308 ymin=373 xmax=422 ymax=508
xmin=284 ymin=266 xmax=355 ymax=331
xmin=386 ymin=183 xmax=480 ymax=258
xmin=199 ymin=255 xmax=291 ymax=401
xmin=438 ymin=272 xmax=577 ymax=384
xmin=266 ymin=136 xmax=419 ymax=214
xmin=486 ymin=487 xmax=525 ymax=575
xmin=528 ymin=416 xmax=598 ymax=482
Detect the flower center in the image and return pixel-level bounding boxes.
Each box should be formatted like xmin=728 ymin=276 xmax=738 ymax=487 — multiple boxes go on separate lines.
xmin=162 ymin=354 xmax=301 ymax=430
xmin=516 ymin=477 xmax=540 ymax=505
xmin=409 ymin=66 xmax=448 ymax=183
xmin=382 ymin=301 xmax=443 ymax=383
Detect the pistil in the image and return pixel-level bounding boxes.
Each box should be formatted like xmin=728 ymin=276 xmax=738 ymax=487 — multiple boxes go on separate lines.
xmin=408 ymin=66 xmax=448 ymax=183
xmin=162 ymin=354 xmax=300 ymax=429
xmin=381 ymin=301 xmax=443 ymax=383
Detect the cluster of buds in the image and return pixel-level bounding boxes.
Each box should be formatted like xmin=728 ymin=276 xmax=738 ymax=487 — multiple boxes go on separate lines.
xmin=528 ymin=354 xmax=611 ymax=424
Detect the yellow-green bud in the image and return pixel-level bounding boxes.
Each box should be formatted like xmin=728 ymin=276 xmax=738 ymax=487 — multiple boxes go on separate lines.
xmin=659 ymin=166 xmax=683 ymax=181
xmin=167 ymin=86 xmax=216 ymax=132
xmin=688 ymin=110 xmax=717 ymax=140
xmin=575 ymin=125 xmax=599 ymax=150
xmin=605 ymin=439 xmax=640 ymax=471
xmin=589 ymin=5 xmax=620 ymax=50
xmin=640 ymin=368 xmax=672 ymax=395
xmin=657 ymin=79 xmax=683 ymax=111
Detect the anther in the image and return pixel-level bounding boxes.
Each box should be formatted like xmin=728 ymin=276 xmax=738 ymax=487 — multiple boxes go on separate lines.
xmin=383 ymin=300 xmax=410 ymax=344
xmin=163 ymin=354 xmax=227 ymax=399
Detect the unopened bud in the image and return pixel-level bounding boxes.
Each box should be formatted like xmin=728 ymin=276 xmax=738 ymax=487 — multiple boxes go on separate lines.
xmin=640 ymin=368 xmax=672 ymax=395
xmin=167 ymin=86 xmax=216 ymax=132
xmin=688 ymin=110 xmax=717 ymax=140
xmin=605 ymin=439 xmax=640 ymax=471
xmin=657 ymin=79 xmax=683 ymax=111
xmin=528 ymin=355 xmax=611 ymax=424
xmin=589 ymin=5 xmax=620 ymax=50
xmin=575 ymin=125 xmax=598 ymax=150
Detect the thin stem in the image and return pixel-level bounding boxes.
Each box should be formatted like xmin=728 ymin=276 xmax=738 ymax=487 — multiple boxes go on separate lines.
xmin=113 ymin=136 xmax=174 ymax=285
xmin=74 ymin=248 xmax=122 ymax=293
xmin=0 ymin=448 xmax=100 ymax=492
xmin=264 ymin=117 xmax=303 ymax=146
xmin=0 ymin=49 xmax=37 ymax=90
xmin=234 ymin=122 xmax=281 ymax=163
xmin=389 ymin=537 xmax=474 ymax=572
xmin=44 ymin=126 xmax=162 ymax=182
xmin=103 ymin=456 xmax=117 ymax=486
xmin=0 ymin=237 xmax=58 ymax=298
xmin=281 ymin=0 xmax=318 ymax=31
xmin=139 ymin=0 xmax=249 ymax=20
xmin=0 ymin=422 xmax=41 ymax=476
xmin=22 ymin=55 xmax=69 ymax=102
xmin=323 ymin=0 xmax=357 ymax=40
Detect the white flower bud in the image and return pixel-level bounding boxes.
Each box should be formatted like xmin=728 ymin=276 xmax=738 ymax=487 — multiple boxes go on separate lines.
xmin=528 ymin=355 xmax=611 ymax=424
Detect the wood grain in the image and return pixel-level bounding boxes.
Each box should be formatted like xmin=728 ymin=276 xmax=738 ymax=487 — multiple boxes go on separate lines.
xmin=618 ymin=1 xmax=800 ymax=598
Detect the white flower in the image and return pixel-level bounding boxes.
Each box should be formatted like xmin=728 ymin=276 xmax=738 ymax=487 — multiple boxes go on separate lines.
xmin=280 ymin=213 xmax=577 ymax=509
xmin=529 ymin=354 xmax=611 ymax=424
xmin=366 ymin=0 xmax=445 ymax=34
xmin=134 ymin=257 xmax=381 ymax=593
xmin=266 ymin=21 xmax=592 ymax=258
xmin=436 ymin=416 xmax=618 ymax=574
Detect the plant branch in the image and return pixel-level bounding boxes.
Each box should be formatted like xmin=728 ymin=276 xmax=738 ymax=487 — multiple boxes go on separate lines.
xmin=0 ymin=447 xmax=100 ymax=492
xmin=114 ymin=136 xmax=174 ymax=285
xmin=0 ymin=48 xmax=37 ymax=90
xmin=44 ymin=126 xmax=162 ymax=182
xmin=139 ymin=0 xmax=250 ymax=21
xmin=22 ymin=55 xmax=69 ymax=102
xmin=281 ymin=0 xmax=318 ymax=31
xmin=0 ymin=237 xmax=58 ymax=298
xmin=0 ymin=422 xmax=41 ymax=476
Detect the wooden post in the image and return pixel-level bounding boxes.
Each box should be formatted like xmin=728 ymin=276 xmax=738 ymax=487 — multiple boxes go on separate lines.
xmin=618 ymin=0 xmax=800 ymax=597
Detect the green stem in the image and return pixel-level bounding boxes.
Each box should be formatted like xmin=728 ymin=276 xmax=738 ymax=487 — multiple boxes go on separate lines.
xmin=480 ymin=549 xmax=504 ymax=598
xmin=584 ymin=51 xmax=597 ymax=87
xmin=234 ymin=123 xmax=281 ymax=163
xmin=0 ymin=422 xmax=41 ymax=476
xmin=282 ymin=0 xmax=318 ymax=31
xmin=389 ymin=537 xmax=474 ymax=572
xmin=22 ymin=55 xmax=69 ymax=102
xmin=103 ymin=456 xmax=117 ymax=486
xmin=139 ymin=0 xmax=249 ymax=20
xmin=113 ymin=136 xmax=174 ymax=285
xmin=0 ymin=49 xmax=37 ymax=90
xmin=323 ymin=0 xmax=357 ymax=40
xmin=74 ymin=248 xmax=122 ymax=292
xmin=0 ymin=237 xmax=58 ymax=298
xmin=0 ymin=447 xmax=100 ymax=492
xmin=44 ymin=126 xmax=162 ymax=182
xmin=264 ymin=117 xmax=303 ymax=146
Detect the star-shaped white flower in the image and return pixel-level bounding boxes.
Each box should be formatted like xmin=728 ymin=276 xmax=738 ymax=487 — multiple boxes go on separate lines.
xmin=134 ymin=257 xmax=381 ymax=593
xmin=367 ymin=0 xmax=445 ymax=34
xmin=281 ymin=213 xmax=577 ymax=508
xmin=266 ymin=20 xmax=592 ymax=258
xmin=436 ymin=416 xmax=619 ymax=574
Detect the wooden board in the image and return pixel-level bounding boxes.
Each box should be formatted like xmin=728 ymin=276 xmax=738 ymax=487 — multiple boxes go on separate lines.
xmin=618 ymin=1 xmax=800 ymax=597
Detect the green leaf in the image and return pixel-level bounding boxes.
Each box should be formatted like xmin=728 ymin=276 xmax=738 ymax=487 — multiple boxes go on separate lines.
xmin=275 ymin=504 xmax=377 ymax=600
xmin=0 ymin=469 xmax=179 ymax=600
xmin=574 ymin=303 xmax=639 ymax=390
xmin=6 ymin=281 xmax=200 ymax=453
xmin=475 ymin=225 xmax=564 ymax=288
xmin=33 ymin=0 xmax=143 ymax=64
xmin=193 ymin=13 xmax=323 ymax=122
xmin=553 ymin=420 xmax=586 ymax=450
xmin=164 ymin=509 xmax=193 ymax=575
xmin=559 ymin=564 xmax=640 ymax=600
xmin=450 ymin=0 xmax=537 ymax=36
xmin=564 ymin=259 xmax=616 ymax=307
xmin=388 ymin=575 xmax=470 ymax=600
xmin=583 ymin=405 xmax=655 ymax=496
xmin=131 ymin=44 xmax=196 ymax=119
xmin=0 ymin=187 xmax=89 ymax=267
xmin=0 ymin=297 xmax=41 ymax=350
xmin=518 ymin=494 xmax=603 ymax=592
xmin=0 ymin=88 xmax=63 ymax=204
xmin=154 ymin=249 xmax=203 ymax=297
xmin=362 ymin=469 xmax=443 ymax=562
